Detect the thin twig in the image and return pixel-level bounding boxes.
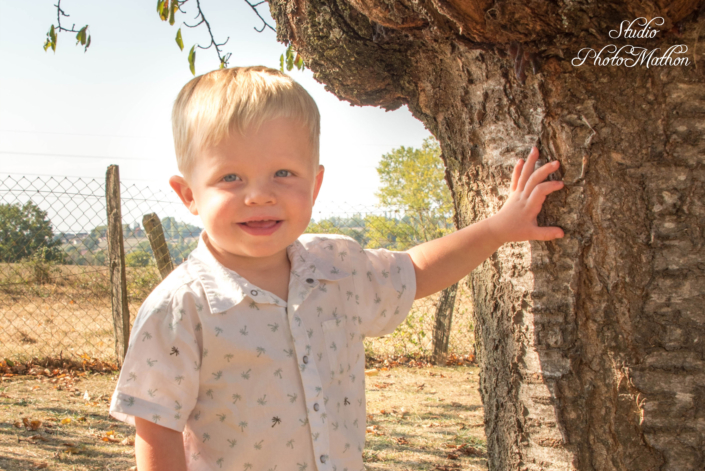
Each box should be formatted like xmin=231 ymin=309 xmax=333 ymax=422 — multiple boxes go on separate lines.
xmin=54 ymin=0 xmax=81 ymax=33
xmin=243 ymin=0 xmax=276 ymax=33
xmin=183 ymin=0 xmax=232 ymax=67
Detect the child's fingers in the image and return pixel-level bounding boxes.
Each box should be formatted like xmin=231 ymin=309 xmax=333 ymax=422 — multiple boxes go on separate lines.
xmin=517 ymin=147 xmax=539 ymax=191
xmin=524 ymin=160 xmax=561 ymax=195
xmin=527 ymin=179 xmax=564 ymax=209
xmin=532 ymin=225 xmax=565 ymax=241
xmin=510 ymin=159 xmax=524 ymax=192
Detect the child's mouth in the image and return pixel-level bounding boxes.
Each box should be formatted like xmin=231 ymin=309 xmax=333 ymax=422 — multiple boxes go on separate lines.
xmin=238 ymin=220 xmax=282 ymax=236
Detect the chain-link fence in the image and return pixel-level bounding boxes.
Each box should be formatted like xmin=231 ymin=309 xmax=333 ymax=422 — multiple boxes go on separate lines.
xmin=0 ymin=173 xmax=474 ymax=366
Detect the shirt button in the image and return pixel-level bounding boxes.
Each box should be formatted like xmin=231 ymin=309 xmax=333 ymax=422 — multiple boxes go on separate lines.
xmin=320 ymin=455 xmax=327 ymax=464
xmin=313 ymin=403 xmax=320 ymax=412
xmin=303 ymin=355 xmax=309 ymax=364
xmin=306 ymin=278 xmax=314 ymax=284
xmin=250 ymin=290 xmax=258 ymax=296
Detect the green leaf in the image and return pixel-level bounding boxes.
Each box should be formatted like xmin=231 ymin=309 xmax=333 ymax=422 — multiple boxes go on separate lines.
xmin=175 ymin=28 xmax=184 ymax=51
xmin=295 ymin=54 xmax=304 ymax=71
xmin=49 ymin=25 xmax=56 ymax=43
xmin=76 ymin=26 xmax=88 ymax=45
xmin=188 ymin=45 xmax=196 ymax=75
xmin=285 ymin=45 xmax=294 ymax=71
xmin=169 ymin=0 xmax=178 ymax=25
xmin=158 ymin=0 xmax=169 ymax=21
xmin=43 ymin=39 xmax=50 ymax=52
xmin=279 ymin=54 xmax=284 ymax=72
xmin=84 ymin=35 xmax=91 ymax=52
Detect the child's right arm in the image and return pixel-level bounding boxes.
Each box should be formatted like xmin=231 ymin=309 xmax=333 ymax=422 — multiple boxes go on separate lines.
xmin=135 ymin=417 xmax=187 ymax=471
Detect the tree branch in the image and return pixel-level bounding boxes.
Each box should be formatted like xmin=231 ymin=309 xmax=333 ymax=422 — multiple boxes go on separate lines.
xmin=243 ymin=0 xmax=276 ymax=33
xmin=54 ymin=0 xmax=82 ymax=33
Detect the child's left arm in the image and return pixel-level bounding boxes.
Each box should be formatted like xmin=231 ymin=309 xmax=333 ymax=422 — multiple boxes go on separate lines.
xmin=406 ymin=147 xmax=565 ymax=299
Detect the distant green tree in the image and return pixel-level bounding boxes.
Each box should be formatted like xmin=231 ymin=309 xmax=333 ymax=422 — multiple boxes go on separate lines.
xmin=161 ymin=217 xmax=202 ymax=240
xmin=366 ymin=138 xmax=454 ymax=250
xmin=305 ymin=215 xmax=368 ymax=246
xmin=0 ymin=201 xmax=62 ymax=263
xmin=126 ymin=249 xmax=153 ymax=267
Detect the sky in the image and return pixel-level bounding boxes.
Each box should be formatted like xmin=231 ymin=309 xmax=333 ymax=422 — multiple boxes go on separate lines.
xmin=0 ymin=0 xmax=432 ymax=223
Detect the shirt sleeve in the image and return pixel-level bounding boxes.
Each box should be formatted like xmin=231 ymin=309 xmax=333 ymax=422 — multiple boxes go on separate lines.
xmin=342 ymin=238 xmax=416 ymax=338
xmin=109 ymin=282 xmax=203 ymax=432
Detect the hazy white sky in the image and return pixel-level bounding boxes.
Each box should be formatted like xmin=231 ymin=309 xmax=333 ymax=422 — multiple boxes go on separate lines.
xmin=0 ymin=0 xmax=431 ymax=212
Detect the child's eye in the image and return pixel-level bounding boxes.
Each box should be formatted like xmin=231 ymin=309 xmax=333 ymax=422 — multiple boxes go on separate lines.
xmin=275 ymin=170 xmax=292 ymax=177
xmin=223 ymin=174 xmax=241 ymax=182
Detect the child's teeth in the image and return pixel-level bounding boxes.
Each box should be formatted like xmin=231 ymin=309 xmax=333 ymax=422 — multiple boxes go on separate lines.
xmin=247 ymin=220 xmax=276 ymax=228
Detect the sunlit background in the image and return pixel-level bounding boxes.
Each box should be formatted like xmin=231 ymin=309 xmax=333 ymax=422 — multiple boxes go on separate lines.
xmin=0 ymin=0 xmax=432 ymax=217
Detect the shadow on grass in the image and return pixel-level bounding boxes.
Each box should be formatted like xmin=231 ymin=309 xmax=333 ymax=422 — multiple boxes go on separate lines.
xmin=0 ymin=402 xmax=135 ymax=470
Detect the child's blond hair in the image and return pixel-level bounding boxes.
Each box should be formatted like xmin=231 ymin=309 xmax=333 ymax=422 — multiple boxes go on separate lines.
xmin=172 ymin=66 xmax=320 ymax=175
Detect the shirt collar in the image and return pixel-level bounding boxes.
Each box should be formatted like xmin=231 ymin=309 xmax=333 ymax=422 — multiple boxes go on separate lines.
xmin=187 ymin=234 xmax=350 ymax=314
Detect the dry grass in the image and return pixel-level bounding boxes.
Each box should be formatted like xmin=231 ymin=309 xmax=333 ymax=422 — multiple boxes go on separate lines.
xmin=0 ymin=365 xmax=485 ymax=471
xmin=1 ymin=263 xmax=475 ymax=365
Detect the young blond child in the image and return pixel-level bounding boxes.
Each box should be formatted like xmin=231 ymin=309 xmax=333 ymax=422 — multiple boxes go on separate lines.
xmin=109 ymin=66 xmax=564 ymax=471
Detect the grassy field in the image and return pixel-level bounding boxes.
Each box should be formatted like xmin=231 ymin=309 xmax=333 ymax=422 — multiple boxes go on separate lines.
xmin=0 ymin=364 xmax=486 ymax=471
xmin=1 ymin=263 xmax=476 ymax=364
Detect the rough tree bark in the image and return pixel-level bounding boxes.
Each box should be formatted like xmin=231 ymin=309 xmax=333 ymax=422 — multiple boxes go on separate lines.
xmin=269 ymin=1 xmax=705 ymax=469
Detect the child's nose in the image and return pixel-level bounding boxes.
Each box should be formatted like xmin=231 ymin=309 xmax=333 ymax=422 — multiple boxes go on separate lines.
xmin=244 ymin=180 xmax=276 ymax=205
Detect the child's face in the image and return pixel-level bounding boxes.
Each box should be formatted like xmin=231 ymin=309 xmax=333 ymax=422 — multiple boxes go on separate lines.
xmin=170 ymin=117 xmax=324 ymax=266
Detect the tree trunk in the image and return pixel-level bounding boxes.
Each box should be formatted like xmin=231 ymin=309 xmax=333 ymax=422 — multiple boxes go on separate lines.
xmin=432 ymin=282 xmax=458 ymax=365
xmin=270 ymin=1 xmax=705 ymax=469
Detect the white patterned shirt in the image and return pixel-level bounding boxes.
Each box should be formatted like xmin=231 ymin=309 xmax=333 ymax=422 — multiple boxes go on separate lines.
xmin=109 ymin=233 xmax=416 ymax=471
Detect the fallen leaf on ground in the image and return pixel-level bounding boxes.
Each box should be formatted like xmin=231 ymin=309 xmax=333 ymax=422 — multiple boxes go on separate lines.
xmin=22 ymin=417 xmax=42 ymax=430
xmin=457 ymin=444 xmax=484 ymax=456
xmin=29 ymin=434 xmax=47 ymax=441
xmin=35 ymin=463 xmax=48 ymax=469
xmin=121 ymin=437 xmax=135 ymax=446
xmin=102 ymin=436 xmax=120 ymax=443
xmin=394 ymin=437 xmax=410 ymax=445
xmin=60 ymin=418 xmax=71 ymax=425
xmin=365 ymin=369 xmax=379 ymax=376
xmin=447 ymin=452 xmax=460 ymax=460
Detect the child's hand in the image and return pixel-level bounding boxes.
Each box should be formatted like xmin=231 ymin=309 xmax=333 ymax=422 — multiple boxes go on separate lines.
xmin=488 ymin=147 xmax=565 ymax=244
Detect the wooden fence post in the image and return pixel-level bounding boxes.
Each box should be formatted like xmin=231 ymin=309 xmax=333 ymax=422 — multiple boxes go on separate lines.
xmin=142 ymin=213 xmax=174 ymax=280
xmin=106 ymin=165 xmax=130 ymax=367
xmin=432 ymin=282 xmax=458 ymax=365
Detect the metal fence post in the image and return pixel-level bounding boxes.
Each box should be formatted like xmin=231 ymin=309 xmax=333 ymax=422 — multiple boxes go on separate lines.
xmin=142 ymin=212 xmax=174 ymax=280
xmin=106 ymin=165 xmax=130 ymax=367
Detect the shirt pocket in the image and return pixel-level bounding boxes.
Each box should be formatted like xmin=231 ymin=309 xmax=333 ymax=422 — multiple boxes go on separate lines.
xmin=321 ymin=318 xmax=351 ymax=382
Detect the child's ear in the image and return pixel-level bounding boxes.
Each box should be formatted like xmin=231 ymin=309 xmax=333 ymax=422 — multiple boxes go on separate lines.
xmin=169 ymin=175 xmax=199 ymax=216
xmin=312 ymin=165 xmax=325 ymax=204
